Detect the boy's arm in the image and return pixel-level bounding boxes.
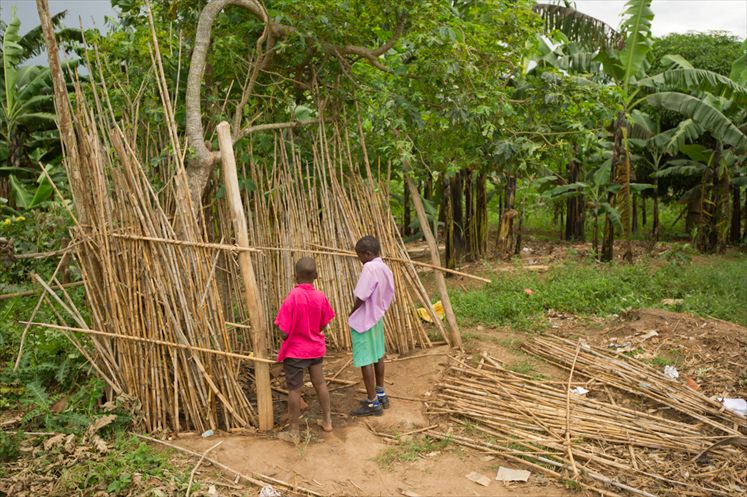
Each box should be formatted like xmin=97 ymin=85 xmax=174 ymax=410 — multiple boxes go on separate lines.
xmin=275 ymin=295 xmax=295 ymax=336
xmin=349 ymin=297 xmax=364 ymax=317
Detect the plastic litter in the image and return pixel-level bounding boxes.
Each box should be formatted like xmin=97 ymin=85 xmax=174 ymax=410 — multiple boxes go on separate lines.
xmin=569 ymin=387 xmax=589 ymax=396
xmin=720 ymin=398 xmax=747 ymax=417
xmin=416 ymin=300 xmax=445 ymax=323
xmin=201 ymin=429 xmax=214 ymax=438
xmin=259 ymin=485 xmax=282 ymax=497
xmin=663 ymin=365 xmax=679 ymax=380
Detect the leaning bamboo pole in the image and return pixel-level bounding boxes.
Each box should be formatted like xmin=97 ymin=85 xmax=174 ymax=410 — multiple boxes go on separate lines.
xmin=217 ymin=122 xmax=273 ymax=431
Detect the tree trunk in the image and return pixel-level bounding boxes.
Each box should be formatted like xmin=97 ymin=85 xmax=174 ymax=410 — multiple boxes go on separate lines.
xmin=496 ymin=176 xmax=518 ymax=260
xmin=641 ymin=195 xmax=647 ymax=227
xmin=593 ymin=211 xmax=600 ymax=255
xmin=444 ymin=180 xmax=455 ymax=270
xmin=403 ymin=176 xmax=411 ymax=237
xmin=620 ymin=128 xmax=633 ymax=263
xmin=444 ymin=171 xmax=466 ymax=268
xmin=564 ymin=158 xmax=584 ymax=242
xmin=602 ymin=111 xmax=626 ymax=262
xmin=632 ymin=194 xmax=638 ymax=234
xmin=474 ymin=172 xmax=488 ymax=259
xmin=652 ymin=177 xmax=660 ymax=242
xmin=463 ymin=171 xmax=473 ymax=259
xmin=730 ymin=186 xmax=741 ymax=245
xmin=697 ymin=145 xmax=729 ymax=253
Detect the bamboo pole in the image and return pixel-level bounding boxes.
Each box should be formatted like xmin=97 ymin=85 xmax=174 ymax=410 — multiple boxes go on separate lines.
xmin=217 ymin=121 xmax=273 ymax=431
xmin=403 ymin=170 xmax=461 ymax=348
xmin=21 ymin=321 xmax=276 ymax=364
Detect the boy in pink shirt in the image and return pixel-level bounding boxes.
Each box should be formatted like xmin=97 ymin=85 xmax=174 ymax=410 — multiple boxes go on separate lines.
xmin=348 ymin=236 xmax=394 ymax=417
xmin=275 ymin=257 xmax=335 ymax=442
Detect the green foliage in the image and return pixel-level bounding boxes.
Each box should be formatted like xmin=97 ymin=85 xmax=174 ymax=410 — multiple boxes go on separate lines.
xmin=0 ymin=430 xmax=21 ymax=463
xmin=651 ymin=32 xmax=743 ymax=77
xmin=52 ymin=433 xmax=189 ymax=495
xmin=451 ymin=254 xmax=747 ymax=329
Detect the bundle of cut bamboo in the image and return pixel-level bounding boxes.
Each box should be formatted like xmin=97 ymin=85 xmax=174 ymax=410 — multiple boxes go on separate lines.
xmin=428 ymin=342 xmax=746 ymax=497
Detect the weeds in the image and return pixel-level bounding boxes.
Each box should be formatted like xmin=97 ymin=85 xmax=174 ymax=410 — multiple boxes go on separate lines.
xmin=451 ymin=254 xmax=747 ymax=329
xmin=376 ymin=435 xmax=452 ymax=468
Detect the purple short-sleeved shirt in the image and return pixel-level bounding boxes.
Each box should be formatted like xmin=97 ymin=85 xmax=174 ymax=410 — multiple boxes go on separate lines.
xmin=275 ymin=283 xmax=335 ymax=361
xmin=348 ymin=257 xmax=395 ymax=332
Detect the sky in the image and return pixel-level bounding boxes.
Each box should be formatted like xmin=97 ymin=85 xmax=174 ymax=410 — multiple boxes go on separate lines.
xmin=1 ymin=0 xmax=745 ymax=65
xmin=572 ymin=0 xmax=747 ymax=38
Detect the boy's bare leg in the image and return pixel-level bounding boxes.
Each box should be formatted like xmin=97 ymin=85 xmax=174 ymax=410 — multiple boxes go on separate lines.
xmin=374 ymin=357 xmax=385 ymax=389
xmin=286 ymin=388 xmax=302 ymax=437
xmin=361 ymin=364 xmax=377 ymax=400
xmin=309 ymin=363 xmax=332 ymax=431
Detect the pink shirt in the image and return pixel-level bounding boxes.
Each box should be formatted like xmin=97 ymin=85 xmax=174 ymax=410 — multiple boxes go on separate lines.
xmin=348 ymin=257 xmax=395 ymax=332
xmin=274 ymin=284 xmax=335 ymax=361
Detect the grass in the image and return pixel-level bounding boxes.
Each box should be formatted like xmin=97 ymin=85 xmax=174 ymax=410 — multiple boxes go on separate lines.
xmin=376 ymin=435 xmax=452 ymax=468
xmin=451 ymin=253 xmax=747 ymax=330
xmin=55 ymin=433 xmax=190 ymax=495
xmin=650 ymin=349 xmax=685 ymax=368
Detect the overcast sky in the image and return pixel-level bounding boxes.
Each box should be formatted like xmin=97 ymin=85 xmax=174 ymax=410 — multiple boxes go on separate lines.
xmin=573 ymin=0 xmax=746 ymax=38
xmin=1 ymin=1 xmax=745 ymax=63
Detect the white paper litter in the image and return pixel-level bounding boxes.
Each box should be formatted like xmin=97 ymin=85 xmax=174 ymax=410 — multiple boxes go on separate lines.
xmin=201 ymin=429 xmax=215 ymax=438
xmin=663 ymin=365 xmax=679 ymax=380
xmin=496 ymin=466 xmax=531 ymax=482
xmin=569 ymin=387 xmax=589 ymax=396
xmin=466 ymin=472 xmax=491 ymax=487
xmin=721 ymin=398 xmax=747 ymax=417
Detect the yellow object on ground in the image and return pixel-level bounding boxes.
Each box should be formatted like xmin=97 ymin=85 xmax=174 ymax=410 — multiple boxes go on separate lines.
xmin=417 ymin=300 xmax=445 ymax=322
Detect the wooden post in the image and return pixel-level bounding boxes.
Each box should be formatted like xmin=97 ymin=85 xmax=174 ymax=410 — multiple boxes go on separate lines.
xmin=216 ymin=121 xmax=273 ymax=430
xmin=403 ymin=169 xmax=462 ymax=349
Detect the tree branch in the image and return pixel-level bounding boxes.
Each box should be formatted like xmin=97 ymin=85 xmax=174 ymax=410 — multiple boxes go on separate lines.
xmin=235 ymin=119 xmax=320 ymax=142
xmin=185 ymin=0 xmax=407 ymax=205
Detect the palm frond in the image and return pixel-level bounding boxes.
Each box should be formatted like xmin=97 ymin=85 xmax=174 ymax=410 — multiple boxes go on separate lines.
xmin=619 ymin=0 xmax=654 ymax=89
xmin=653 ymin=119 xmax=703 ymax=154
xmin=647 ymin=92 xmax=747 ymax=151
xmin=637 ymin=68 xmax=747 ymax=105
xmin=533 ymin=4 xmax=621 ymax=51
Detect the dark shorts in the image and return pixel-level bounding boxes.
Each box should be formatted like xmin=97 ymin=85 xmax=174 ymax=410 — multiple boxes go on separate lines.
xmin=283 ymin=357 xmax=323 ymax=391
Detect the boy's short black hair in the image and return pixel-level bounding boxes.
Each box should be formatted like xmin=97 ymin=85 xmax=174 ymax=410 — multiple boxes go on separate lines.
xmin=355 ymin=235 xmax=381 ymax=256
xmin=295 ymin=256 xmax=317 ymax=281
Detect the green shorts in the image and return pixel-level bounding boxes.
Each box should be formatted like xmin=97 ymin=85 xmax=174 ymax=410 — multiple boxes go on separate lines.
xmin=351 ymin=318 xmax=385 ymax=367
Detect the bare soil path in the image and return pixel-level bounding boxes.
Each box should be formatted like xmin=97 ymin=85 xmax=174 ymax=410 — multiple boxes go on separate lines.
xmin=175 ymin=347 xmax=572 ymax=497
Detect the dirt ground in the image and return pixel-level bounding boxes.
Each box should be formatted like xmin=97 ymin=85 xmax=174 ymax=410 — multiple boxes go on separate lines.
xmin=176 ymin=347 xmax=572 ymax=497
xmin=173 ymin=303 xmax=747 ymax=497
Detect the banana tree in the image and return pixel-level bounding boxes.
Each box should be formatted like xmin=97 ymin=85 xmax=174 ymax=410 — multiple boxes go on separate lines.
xmin=1 ymin=8 xmax=81 ymax=209
xmin=634 ymin=51 xmax=747 ymax=251
xmin=629 ymin=109 xmax=704 ymax=241
xmin=536 ymin=0 xmax=656 ymax=262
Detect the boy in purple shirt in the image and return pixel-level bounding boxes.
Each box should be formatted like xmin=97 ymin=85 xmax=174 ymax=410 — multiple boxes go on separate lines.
xmin=348 ymin=236 xmax=394 ymax=416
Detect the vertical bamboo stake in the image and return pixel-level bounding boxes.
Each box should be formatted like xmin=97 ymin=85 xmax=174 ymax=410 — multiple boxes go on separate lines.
xmin=403 ymin=169 xmax=462 ymax=349
xmin=216 ymin=121 xmax=273 ymax=430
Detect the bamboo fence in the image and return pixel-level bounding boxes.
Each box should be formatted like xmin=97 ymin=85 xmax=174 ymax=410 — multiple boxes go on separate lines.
xmin=428 ymin=340 xmax=746 ymax=497
xmin=30 ymin=41 xmax=445 ymax=432
xmin=226 ymin=119 xmax=445 ymax=355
